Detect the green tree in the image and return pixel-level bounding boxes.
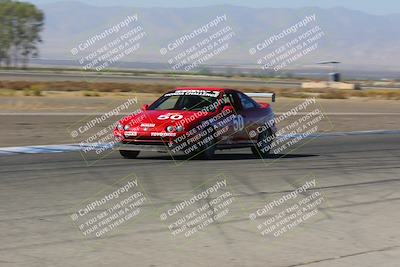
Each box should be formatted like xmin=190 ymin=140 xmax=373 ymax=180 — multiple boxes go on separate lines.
xmin=0 ymin=0 xmax=44 ymax=68
xmin=0 ymin=1 xmax=13 ymax=66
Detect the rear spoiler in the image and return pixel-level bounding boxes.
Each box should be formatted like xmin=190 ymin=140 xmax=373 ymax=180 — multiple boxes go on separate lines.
xmin=245 ymin=93 xmax=276 ymax=103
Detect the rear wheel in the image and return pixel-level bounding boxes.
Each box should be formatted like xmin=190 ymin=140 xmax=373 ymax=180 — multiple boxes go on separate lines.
xmin=251 ymin=129 xmax=274 ymax=158
xmin=119 ymin=150 xmax=140 ymax=159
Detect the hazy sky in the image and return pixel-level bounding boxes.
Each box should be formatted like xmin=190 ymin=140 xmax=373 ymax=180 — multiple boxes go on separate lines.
xmin=28 ymin=0 xmax=400 ymax=15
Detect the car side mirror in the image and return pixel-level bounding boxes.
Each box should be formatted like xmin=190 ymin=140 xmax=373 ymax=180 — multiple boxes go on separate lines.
xmin=142 ymin=104 xmax=149 ymax=111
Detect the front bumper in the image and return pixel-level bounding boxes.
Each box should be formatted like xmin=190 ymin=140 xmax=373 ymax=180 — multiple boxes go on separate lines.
xmin=113 ymin=143 xmax=170 ymax=153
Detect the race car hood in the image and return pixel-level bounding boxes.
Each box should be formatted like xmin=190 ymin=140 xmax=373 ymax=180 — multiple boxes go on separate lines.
xmin=118 ymin=109 xmax=214 ymax=132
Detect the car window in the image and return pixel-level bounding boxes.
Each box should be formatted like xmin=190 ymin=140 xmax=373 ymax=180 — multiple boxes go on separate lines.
xmin=153 ymin=95 xmax=180 ymax=110
xmin=222 ymin=92 xmax=241 ymax=110
xmin=238 ymin=93 xmax=258 ymax=110
xmin=149 ymin=93 xmax=219 ymax=111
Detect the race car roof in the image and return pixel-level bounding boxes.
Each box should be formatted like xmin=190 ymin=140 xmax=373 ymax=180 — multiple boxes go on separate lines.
xmin=174 ymin=87 xmax=226 ymax=92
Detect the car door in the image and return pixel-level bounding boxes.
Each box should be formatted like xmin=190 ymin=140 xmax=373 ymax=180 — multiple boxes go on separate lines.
xmin=234 ymin=92 xmax=260 ymax=143
xmin=217 ymin=91 xmax=243 ymax=144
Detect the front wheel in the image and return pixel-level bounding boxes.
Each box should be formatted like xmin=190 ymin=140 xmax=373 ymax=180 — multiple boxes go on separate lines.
xmin=196 ymin=128 xmax=216 ymax=160
xmin=198 ymin=143 xmax=216 ymax=160
xmin=119 ymin=150 xmax=140 ymax=159
xmin=251 ymin=129 xmax=274 ymax=158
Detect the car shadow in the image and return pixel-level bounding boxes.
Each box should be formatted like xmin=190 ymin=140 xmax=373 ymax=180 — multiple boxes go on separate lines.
xmin=136 ymin=153 xmax=319 ymax=161
xmin=202 ymin=153 xmax=319 ymax=161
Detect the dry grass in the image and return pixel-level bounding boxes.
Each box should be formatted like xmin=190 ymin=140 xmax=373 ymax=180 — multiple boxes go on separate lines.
xmin=319 ymin=91 xmax=348 ymax=99
xmin=349 ymin=90 xmax=400 ymax=100
xmin=0 ymin=81 xmax=172 ymax=93
xmin=82 ymin=90 xmax=101 ymax=97
xmin=1 ymin=81 xmax=400 ymax=100
xmin=23 ymin=85 xmax=43 ymax=96
xmin=0 ymin=89 xmax=16 ymax=96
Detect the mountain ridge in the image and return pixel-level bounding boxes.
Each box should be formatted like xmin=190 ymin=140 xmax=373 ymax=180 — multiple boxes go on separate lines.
xmin=35 ymin=2 xmax=400 ymax=70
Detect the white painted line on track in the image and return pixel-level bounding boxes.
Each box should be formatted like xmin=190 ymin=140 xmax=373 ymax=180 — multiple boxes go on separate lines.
xmin=0 ymin=130 xmax=399 ymax=156
xmin=0 ymin=144 xmax=110 ymax=156
xmin=276 ymin=129 xmax=400 ymax=140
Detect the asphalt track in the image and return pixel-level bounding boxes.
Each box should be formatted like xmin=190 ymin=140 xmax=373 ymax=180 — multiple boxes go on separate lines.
xmin=0 ymin=132 xmax=399 ymax=266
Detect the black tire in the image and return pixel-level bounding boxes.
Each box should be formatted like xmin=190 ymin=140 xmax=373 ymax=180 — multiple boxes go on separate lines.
xmin=196 ymin=129 xmax=216 ymax=160
xmin=251 ymin=129 xmax=274 ymax=158
xmin=198 ymin=143 xmax=216 ymax=159
xmin=119 ymin=150 xmax=140 ymax=159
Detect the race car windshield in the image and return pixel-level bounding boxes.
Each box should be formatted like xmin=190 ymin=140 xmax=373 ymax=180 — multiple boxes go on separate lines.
xmin=148 ymin=93 xmax=219 ymax=111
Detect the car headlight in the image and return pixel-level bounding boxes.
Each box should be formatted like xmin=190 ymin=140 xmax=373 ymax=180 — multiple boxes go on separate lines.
xmin=166 ymin=126 xmax=174 ymax=132
xmin=176 ymin=125 xmax=184 ymax=132
xmin=117 ymin=124 xmax=123 ymax=130
xmin=124 ymin=124 xmax=130 ymax=131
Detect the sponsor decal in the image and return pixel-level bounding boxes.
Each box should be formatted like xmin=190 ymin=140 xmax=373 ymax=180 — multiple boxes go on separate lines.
xmin=151 ymin=132 xmax=177 ymax=137
xmin=140 ymin=123 xmax=155 ymax=128
xmin=124 ymin=131 xmax=138 ymax=137
xmin=164 ymin=90 xmax=220 ymax=98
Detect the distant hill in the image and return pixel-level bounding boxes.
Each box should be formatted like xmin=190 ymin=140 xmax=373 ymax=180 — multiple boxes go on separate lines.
xmin=36 ymin=2 xmax=400 ymax=71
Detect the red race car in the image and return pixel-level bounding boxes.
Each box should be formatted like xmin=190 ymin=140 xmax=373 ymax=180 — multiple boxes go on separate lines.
xmin=114 ymin=87 xmax=277 ymax=159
